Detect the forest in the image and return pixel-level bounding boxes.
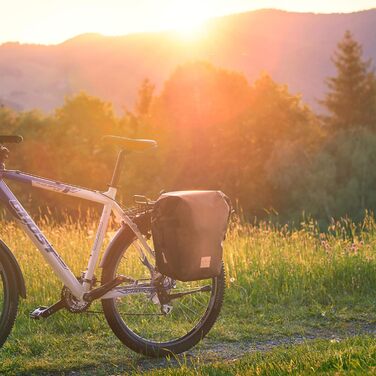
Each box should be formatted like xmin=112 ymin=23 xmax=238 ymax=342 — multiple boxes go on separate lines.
xmin=1 ymin=30 xmax=375 ymax=225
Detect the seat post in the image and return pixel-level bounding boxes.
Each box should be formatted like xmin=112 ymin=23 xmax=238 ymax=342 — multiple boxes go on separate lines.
xmin=109 ymin=149 xmax=126 ymax=188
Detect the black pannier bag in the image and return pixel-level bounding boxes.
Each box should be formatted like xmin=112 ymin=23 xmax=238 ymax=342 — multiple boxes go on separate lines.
xmin=151 ymin=190 xmax=231 ymax=281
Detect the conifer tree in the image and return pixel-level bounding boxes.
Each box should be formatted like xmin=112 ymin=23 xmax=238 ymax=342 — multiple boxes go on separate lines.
xmin=135 ymin=78 xmax=155 ymax=117
xmin=321 ymin=30 xmax=376 ymax=129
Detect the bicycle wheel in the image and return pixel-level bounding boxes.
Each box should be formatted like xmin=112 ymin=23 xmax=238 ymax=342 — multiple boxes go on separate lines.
xmin=0 ymin=254 xmax=19 ymax=348
xmin=102 ymin=238 xmax=225 ymax=357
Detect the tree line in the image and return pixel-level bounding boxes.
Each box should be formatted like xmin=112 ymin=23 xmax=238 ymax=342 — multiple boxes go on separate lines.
xmin=1 ymin=31 xmax=376 ymax=225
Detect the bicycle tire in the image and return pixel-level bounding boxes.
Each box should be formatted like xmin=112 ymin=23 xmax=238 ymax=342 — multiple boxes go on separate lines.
xmin=0 ymin=253 xmax=19 ymax=348
xmin=101 ymin=229 xmax=225 ymax=357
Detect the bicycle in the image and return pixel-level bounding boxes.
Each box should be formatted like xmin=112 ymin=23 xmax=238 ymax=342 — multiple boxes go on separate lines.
xmin=0 ymin=135 xmax=225 ymax=357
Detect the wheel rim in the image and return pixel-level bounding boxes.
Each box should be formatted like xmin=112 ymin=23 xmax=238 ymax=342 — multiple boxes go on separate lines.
xmin=110 ymin=242 xmax=218 ymax=344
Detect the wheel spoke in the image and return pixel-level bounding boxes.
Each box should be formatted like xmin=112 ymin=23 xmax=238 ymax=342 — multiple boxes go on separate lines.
xmin=101 ymin=236 xmax=225 ymax=353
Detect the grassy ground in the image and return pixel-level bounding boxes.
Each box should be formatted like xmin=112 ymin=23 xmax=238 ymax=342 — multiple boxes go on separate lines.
xmin=0 ymin=214 xmax=376 ymax=374
xmin=138 ymin=336 xmax=376 ymax=375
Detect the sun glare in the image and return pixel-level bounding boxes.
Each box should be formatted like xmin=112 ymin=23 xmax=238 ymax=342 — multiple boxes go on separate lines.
xmin=3 ymin=0 xmax=376 ymax=45
xmin=164 ymin=3 xmax=211 ymax=40
xmin=175 ymin=20 xmax=206 ymax=40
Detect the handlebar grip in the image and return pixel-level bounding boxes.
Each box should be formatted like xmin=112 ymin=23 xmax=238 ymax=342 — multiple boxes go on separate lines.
xmin=0 ymin=135 xmax=23 ymax=144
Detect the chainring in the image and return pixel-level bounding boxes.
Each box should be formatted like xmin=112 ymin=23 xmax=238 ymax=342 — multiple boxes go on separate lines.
xmin=61 ymin=278 xmax=93 ymax=313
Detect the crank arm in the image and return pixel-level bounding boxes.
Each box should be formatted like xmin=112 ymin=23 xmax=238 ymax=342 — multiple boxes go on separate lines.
xmin=30 ymin=299 xmax=66 ymax=319
xmin=83 ymin=275 xmax=133 ymax=302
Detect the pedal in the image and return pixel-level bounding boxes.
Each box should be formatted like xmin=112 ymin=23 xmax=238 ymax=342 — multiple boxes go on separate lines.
xmin=29 ymin=299 xmax=66 ymax=320
xmin=161 ymin=304 xmax=173 ymax=315
xmin=30 ymin=306 xmax=49 ymax=320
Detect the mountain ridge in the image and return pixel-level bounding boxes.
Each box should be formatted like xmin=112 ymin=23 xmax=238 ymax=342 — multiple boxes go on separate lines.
xmin=1 ymin=8 xmax=376 ymax=113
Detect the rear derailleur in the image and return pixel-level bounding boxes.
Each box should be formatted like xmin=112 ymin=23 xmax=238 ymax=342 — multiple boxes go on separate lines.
xmin=150 ymin=274 xmax=175 ymax=315
xmin=151 ymin=274 xmax=213 ymax=315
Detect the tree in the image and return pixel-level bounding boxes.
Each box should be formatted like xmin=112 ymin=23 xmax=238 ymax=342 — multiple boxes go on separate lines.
xmin=54 ymin=92 xmax=117 ymax=143
xmin=321 ymin=31 xmax=376 ymax=129
xmin=135 ymin=78 xmax=155 ymax=117
xmin=217 ymin=73 xmax=319 ymax=216
xmin=120 ymin=78 xmax=156 ymax=138
xmin=151 ymin=61 xmax=252 ymax=189
xmin=52 ymin=92 xmax=118 ymax=191
xmin=0 ymin=106 xmax=17 ymax=134
xmin=267 ymin=127 xmax=376 ymax=223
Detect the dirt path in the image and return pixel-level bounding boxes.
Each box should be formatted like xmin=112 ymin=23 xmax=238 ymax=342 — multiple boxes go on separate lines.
xmin=136 ymin=322 xmax=376 ymax=372
xmin=54 ymin=322 xmax=376 ymax=375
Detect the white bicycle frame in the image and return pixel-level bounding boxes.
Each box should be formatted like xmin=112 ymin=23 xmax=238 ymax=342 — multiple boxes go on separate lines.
xmin=0 ymin=169 xmax=155 ymax=300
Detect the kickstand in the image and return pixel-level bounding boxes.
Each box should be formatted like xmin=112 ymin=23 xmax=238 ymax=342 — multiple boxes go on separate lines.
xmin=30 ymin=299 xmax=66 ymax=319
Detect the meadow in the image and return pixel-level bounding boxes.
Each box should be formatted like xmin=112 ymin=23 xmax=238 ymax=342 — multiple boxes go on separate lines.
xmin=0 ymin=214 xmax=376 ymax=375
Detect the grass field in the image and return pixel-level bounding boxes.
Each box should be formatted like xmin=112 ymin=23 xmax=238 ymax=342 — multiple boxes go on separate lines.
xmin=0 ymin=214 xmax=376 ymax=375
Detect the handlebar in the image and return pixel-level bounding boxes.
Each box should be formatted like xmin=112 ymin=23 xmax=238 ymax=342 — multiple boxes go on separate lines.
xmin=0 ymin=135 xmax=23 ymax=144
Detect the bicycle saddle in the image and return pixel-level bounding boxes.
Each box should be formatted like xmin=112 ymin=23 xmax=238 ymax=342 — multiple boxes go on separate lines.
xmin=102 ymin=135 xmax=157 ymax=152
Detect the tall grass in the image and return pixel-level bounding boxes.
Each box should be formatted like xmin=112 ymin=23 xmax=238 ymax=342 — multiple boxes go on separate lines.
xmin=0 ymin=213 xmax=376 ymax=374
xmin=224 ymin=214 xmax=376 ymax=307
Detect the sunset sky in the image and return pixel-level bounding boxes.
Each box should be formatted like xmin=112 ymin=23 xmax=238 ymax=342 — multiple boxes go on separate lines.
xmin=1 ymin=0 xmax=376 ymax=45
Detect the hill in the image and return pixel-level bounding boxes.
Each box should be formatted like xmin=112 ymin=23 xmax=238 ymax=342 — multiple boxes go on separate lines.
xmin=0 ymin=8 xmax=376 ymax=112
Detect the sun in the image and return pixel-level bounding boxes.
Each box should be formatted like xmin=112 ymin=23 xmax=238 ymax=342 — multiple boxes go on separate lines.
xmin=164 ymin=2 xmax=211 ymax=40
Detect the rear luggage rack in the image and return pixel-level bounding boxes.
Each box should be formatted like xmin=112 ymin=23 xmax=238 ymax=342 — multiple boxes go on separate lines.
xmin=123 ymin=205 xmax=151 ymax=219
xmin=121 ymin=195 xmax=154 ymax=218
